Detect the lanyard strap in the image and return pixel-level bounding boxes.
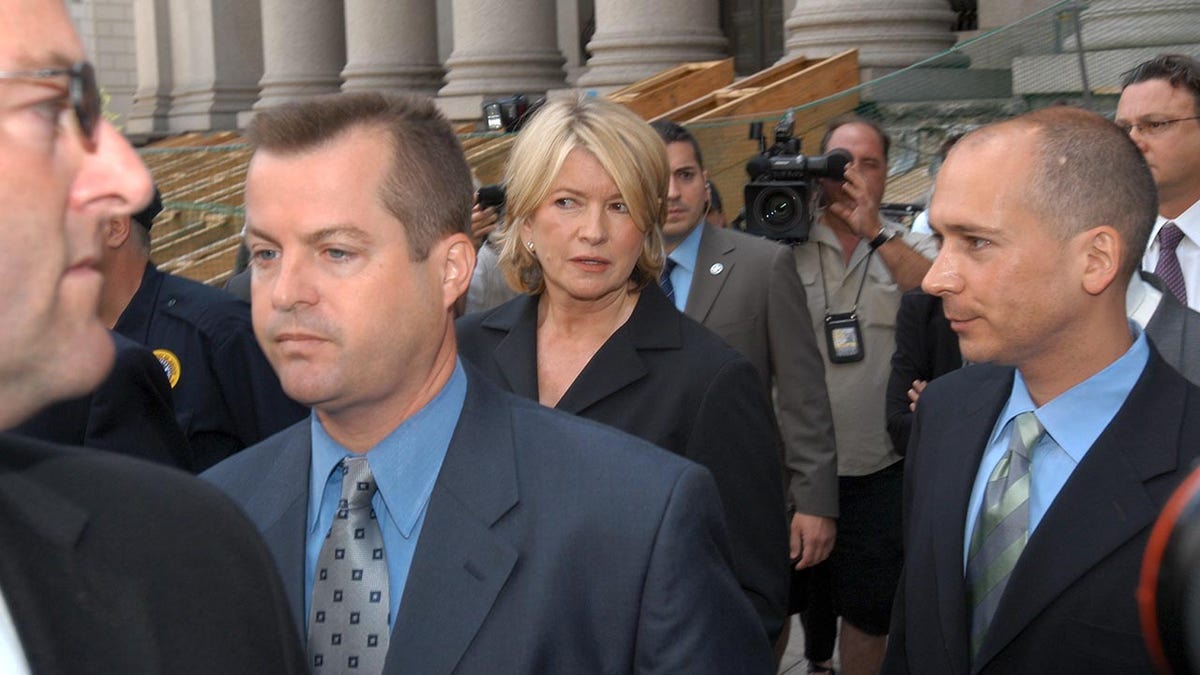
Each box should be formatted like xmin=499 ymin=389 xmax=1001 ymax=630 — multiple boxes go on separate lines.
xmin=818 ymin=243 xmax=875 ymax=316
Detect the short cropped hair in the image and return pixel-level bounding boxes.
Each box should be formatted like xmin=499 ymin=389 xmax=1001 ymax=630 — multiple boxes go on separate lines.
xmin=499 ymin=96 xmax=667 ymax=295
xmin=963 ymin=106 xmax=1157 ymax=279
xmin=1120 ymin=54 xmax=1200 ymax=115
xmin=650 ymin=119 xmax=705 ymax=169
xmin=820 ymin=114 xmax=891 ymax=160
xmin=246 ymin=92 xmax=473 ymax=261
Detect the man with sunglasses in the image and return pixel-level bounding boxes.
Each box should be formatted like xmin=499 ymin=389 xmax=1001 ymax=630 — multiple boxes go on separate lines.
xmin=1117 ymin=54 xmax=1200 ymax=311
xmin=0 ymin=1 xmax=305 ymax=671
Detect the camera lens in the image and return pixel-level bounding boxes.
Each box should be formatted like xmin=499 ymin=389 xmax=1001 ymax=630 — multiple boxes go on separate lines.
xmin=755 ymin=187 xmax=801 ymax=230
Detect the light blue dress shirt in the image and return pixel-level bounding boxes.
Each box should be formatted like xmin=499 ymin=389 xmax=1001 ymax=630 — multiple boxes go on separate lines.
xmin=666 ymin=222 xmax=705 ymax=311
xmin=962 ymin=326 xmax=1150 ymax=569
xmin=305 ymin=359 xmax=467 ymax=628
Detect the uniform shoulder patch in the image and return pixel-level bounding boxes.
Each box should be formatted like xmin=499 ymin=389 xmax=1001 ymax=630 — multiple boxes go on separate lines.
xmin=153 ymin=349 xmax=182 ymax=388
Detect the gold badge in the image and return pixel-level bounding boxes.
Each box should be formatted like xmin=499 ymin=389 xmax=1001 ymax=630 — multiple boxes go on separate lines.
xmin=153 ymin=349 xmax=182 ymax=388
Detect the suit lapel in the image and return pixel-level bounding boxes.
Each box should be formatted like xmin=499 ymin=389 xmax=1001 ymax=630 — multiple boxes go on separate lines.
xmin=975 ymin=355 xmax=1183 ymax=669
xmin=926 ymin=370 xmax=1011 ymax=674
xmin=237 ymin=424 xmax=312 ymax=639
xmin=555 ymin=284 xmax=679 ymax=414
xmin=685 ymin=225 xmax=735 ymax=324
xmin=387 ymin=371 xmax=519 ymax=674
xmin=481 ymin=296 xmax=540 ymax=400
xmin=1144 ymin=282 xmax=1187 ymax=371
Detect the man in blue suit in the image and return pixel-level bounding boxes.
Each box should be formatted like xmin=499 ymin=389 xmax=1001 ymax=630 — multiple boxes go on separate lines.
xmin=884 ymin=106 xmax=1200 ymax=673
xmin=203 ymin=91 xmax=772 ymax=674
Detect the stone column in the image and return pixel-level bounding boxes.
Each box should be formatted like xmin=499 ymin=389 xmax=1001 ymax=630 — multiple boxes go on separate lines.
xmin=438 ymin=0 xmax=566 ymax=121
xmin=342 ymin=0 xmax=442 ymax=96
xmin=166 ymin=0 xmax=263 ymax=131
xmin=70 ymin=0 xmax=139 ymax=127
xmin=128 ymin=0 xmax=172 ymax=134
xmin=783 ymin=0 xmax=957 ymax=79
xmin=576 ymin=0 xmax=727 ymax=89
xmin=255 ymin=0 xmax=346 ymax=110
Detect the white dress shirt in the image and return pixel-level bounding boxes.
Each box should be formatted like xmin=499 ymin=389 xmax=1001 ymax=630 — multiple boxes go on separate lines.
xmin=0 ymin=585 xmax=31 ymax=675
xmin=1143 ymin=199 xmax=1200 ymax=311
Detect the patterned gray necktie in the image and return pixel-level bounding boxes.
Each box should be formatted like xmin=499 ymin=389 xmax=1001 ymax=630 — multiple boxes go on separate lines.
xmin=965 ymin=411 xmax=1045 ymax=658
xmin=309 ymin=456 xmax=390 ymax=673
xmin=1155 ymin=222 xmax=1188 ymax=305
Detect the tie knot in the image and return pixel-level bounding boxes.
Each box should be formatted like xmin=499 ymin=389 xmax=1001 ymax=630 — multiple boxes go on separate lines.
xmin=1159 ymin=223 xmax=1186 ymax=251
xmin=1011 ymin=412 xmax=1044 ymax=460
xmin=663 ymin=258 xmax=677 ymax=277
xmin=339 ymin=456 xmax=377 ymax=510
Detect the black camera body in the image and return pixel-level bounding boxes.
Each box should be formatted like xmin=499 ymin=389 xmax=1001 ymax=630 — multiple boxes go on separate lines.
xmin=476 ymin=184 xmax=506 ymax=210
xmin=742 ymin=113 xmax=851 ymax=244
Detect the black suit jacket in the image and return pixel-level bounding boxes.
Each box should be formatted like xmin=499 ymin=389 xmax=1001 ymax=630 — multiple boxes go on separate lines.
xmin=455 ymin=284 xmax=789 ymax=643
xmin=14 ymin=332 xmax=191 ymax=469
xmin=1141 ymin=271 xmax=1200 ymax=385
xmin=0 ymin=432 xmax=305 ymax=674
xmin=883 ymin=350 xmax=1200 ymax=674
xmin=203 ymin=368 xmax=774 ymax=673
xmin=885 ymin=290 xmax=961 ymax=454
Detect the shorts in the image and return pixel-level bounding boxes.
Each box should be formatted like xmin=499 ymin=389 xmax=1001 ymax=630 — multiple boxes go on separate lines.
xmin=804 ymin=460 xmax=904 ymax=636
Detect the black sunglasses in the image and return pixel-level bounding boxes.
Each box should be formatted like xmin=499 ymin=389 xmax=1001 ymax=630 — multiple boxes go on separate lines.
xmin=0 ymin=61 xmax=99 ymax=141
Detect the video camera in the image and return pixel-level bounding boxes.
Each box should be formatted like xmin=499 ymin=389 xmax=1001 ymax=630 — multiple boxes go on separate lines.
xmin=742 ymin=112 xmax=852 ymax=244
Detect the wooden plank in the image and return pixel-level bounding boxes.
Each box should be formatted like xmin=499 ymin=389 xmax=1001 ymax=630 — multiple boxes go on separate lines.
xmin=650 ymin=55 xmax=823 ymax=123
xmin=609 ymin=59 xmax=734 ymax=119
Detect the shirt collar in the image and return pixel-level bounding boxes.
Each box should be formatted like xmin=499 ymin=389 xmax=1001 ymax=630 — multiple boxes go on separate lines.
xmin=1150 ymin=198 xmax=1200 ymax=246
xmin=996 ymin=323 xmax=1149 ymax=463
xmin=668 ymin=220 xmax=705 ymax=273
xmin=307 ymin=358 xmax=468 ymax=537
xmin=1126 ymin=271 xmax=1163 ymax=329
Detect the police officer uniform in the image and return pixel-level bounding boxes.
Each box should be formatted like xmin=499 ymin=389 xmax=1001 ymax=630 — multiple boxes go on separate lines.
xmin=114 ymin=261 xmax=307 ymax=471
xmin=14 ymin=331 xmax=192 ymax=469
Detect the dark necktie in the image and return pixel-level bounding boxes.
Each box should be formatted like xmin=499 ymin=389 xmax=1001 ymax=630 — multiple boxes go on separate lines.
xmin=660 ymin=258 xmax=678 ymax=306
xmin=965 ymin=411 xmax=1045 ymax=658
xmin=309 ymin=456 xmax=390 ymax=674
xmin=1155 ymin=222 xmax=1188 ymax=305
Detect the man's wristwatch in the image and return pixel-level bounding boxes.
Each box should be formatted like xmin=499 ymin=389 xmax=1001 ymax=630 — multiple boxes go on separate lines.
xmin=868 ymin=229 xmax=897 ymax=251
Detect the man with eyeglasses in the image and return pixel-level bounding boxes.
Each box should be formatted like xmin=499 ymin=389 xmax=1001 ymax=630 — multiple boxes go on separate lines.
xmin=1117 ymin=54 xmax=1200 ymax=312
xmin=0 ymin=0 xmax=305 ymax=671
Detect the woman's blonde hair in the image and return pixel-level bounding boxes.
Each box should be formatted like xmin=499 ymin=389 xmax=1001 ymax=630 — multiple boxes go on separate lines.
xmin=498 ymin=96 xmax=667 ymax=295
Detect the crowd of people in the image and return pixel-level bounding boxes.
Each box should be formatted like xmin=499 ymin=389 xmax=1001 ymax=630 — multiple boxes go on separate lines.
xmin=3 ymin=1 xmax=1200 ymax=671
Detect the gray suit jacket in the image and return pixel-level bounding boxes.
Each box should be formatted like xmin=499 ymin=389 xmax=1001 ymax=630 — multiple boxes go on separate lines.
xmin=686 ymin=224 xmax=838 ymax=517
xmin=203 ymin=367 xmax=773 ymax=674
xmin=1142 ymin=271 xmax=1200 ymax=385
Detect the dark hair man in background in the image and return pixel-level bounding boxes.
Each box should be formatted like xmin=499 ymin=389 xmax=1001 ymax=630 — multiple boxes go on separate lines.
xmin=1117 ymin=54 xmax=1200 ymax=310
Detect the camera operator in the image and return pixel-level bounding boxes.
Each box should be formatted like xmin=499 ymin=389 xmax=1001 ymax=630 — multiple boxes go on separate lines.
xmin=792 ymin=114 xmax=937 ymax=675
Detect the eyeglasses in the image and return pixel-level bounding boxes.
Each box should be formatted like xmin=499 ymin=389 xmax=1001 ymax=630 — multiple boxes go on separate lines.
xmin=0 ymin=61 xmax=99 ymax=141
xmin=1116 ymin=115 xmax=1200 ymax=138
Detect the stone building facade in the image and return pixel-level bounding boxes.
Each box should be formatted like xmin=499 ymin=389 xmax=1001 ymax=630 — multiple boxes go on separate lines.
xmin=65 ymin=0 xmax=1197 ymax=133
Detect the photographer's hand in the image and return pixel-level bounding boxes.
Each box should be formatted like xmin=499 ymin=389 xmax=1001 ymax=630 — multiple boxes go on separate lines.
xmin=470 ymin=204 xmax=499 ymax=249
xmin=790 ymin=512 xmax=836 ymax=569
xmin=827 ymin=163 xmax=883 ymax=240
xmin=828 ymin=164 xmax=933 ymax=290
